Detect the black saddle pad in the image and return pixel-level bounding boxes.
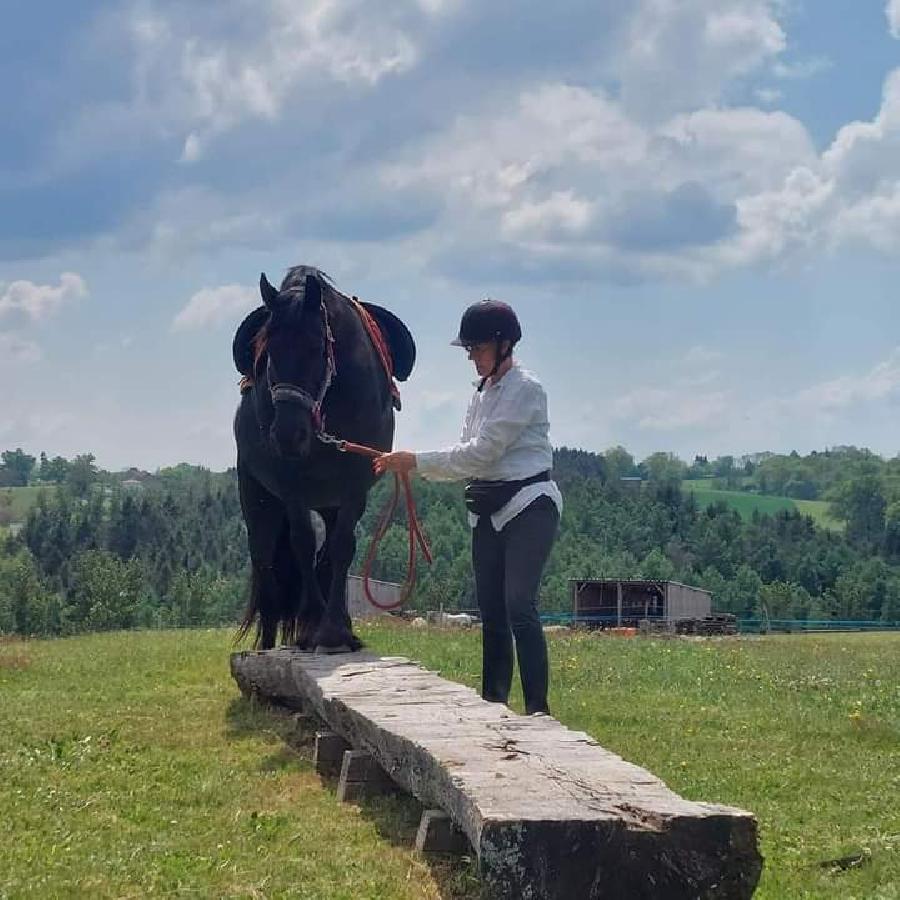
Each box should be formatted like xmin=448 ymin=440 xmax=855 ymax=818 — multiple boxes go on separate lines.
xmin=232 ymin=300 xmax=416 ymax=382
xmin=361 ymin=301 xmax=416 ymax=382
xmin=233 ymin=306 xmax=269 ymax=376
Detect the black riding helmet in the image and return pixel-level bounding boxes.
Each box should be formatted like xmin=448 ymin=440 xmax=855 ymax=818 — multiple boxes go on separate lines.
xmin=451 ymin=299 xmax=522 ymax=347
xmin=452 ymin=299 xmax=522 ymax=390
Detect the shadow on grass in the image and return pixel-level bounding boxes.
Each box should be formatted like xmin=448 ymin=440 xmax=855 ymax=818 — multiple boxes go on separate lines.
xmin=225 ymin=694 xmax=306 ymax=742
xmin=224 ymin=694 xmax=488 ymax=899
xmin=352 ymin=791 xmax=487 ymax=900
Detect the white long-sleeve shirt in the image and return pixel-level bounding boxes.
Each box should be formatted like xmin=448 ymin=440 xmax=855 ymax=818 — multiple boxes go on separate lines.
xmin=415 ymin=363 xmax=563 ymax=530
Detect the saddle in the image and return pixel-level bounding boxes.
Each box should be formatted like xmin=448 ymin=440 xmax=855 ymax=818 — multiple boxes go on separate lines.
xmin=232 ymin=299 xmax=417 ymax=383
xmin=357 ymin=301 xmax=416 ymax=382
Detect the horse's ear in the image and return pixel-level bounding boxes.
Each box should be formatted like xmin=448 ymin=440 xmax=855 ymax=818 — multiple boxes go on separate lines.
xmin=260 ymin=273 xmax=279 ymax=308
xmin=304 ymin=274 xmax=322 ymax=307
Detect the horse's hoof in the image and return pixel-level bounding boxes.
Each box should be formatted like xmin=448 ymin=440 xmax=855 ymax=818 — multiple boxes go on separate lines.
xmin=312 ymin=621 xmax=363 ymax=654
xmin=314 ymin=644 xmax=354 ymax=655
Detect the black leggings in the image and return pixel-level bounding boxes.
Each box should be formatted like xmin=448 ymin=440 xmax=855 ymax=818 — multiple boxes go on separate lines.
xmin=472 ymin=495 xmax=559 ymax=714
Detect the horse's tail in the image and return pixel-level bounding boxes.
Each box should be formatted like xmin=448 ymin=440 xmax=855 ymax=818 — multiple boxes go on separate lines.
xmin=235 ymin=562 xmax=269 ymax=649
xmin=274 ymin=524 xmax=304 ymax=646
xmin=235 ymin=523 xmax=306 ymax=649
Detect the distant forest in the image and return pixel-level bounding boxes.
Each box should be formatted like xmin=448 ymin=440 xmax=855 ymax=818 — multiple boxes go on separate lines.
xmin=1 ymin=445 xmax=899 ymax=636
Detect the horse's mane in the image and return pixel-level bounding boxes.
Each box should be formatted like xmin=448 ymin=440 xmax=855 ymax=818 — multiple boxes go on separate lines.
xmin=280 ymin=265 xmax=334 ymax=296
xmin=252 ymin=325 xmax=269 ymax=372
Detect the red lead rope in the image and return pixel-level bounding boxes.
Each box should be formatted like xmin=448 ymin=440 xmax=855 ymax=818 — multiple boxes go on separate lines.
xmin=337 ymin=440 xmax=433 ymax=610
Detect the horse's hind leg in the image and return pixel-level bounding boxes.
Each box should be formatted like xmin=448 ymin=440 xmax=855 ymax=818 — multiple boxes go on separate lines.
xmin=313 ymin=494 xmax=366 ymax=653
xmin=238 ymin=469 xmax=288 ymax=650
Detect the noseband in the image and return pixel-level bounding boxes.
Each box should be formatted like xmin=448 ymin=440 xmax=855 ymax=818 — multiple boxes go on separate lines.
xmin=266 ymin=295 xmax=336 ymax=431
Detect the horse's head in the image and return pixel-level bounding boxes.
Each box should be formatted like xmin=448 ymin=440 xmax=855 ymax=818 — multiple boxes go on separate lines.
xmin=259 ymin=267 xmax=334 ymax=459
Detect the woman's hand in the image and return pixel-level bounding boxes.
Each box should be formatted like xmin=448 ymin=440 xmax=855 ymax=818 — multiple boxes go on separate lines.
xmin=373 ymin=450 xmax=417 ymax=476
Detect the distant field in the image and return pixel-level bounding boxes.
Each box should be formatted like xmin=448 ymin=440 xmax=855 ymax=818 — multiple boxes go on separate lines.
xmin=683 ymin=484 xmax=795 ymax=517
xmin=1 ymin=626 xmax=897 ymax=898
xmin=683 ymin=482 xmax=844 ymax=532
xmin=794 ymin=498 xmax=845 ymax=531
xmin=0 ymin=486 xmax=50 ymax=523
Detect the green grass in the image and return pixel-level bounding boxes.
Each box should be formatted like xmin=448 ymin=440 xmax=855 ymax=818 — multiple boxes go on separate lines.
xmin=683 ymin=483 xmax=845 ymax=532
xmin=684 ymin=485 xmax=796 ymax=519
xmin=0 ymin=630 xmax=482 ymax=899
xmin=2 ymin=627 xmax=898 ymax=899
xmin=683 ymin=477 xmax=716 ymax=490
xmin=794 ymin=498 xmax=845 ymax=532
xmin=366 ymin=624 xmax=900 ymax=899
xmin=0 ymin=486 xmax=49 ymax=523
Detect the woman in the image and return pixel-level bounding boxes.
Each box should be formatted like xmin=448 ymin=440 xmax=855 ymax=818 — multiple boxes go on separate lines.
xmin=374 ymin=299 xmax=562 ymax=716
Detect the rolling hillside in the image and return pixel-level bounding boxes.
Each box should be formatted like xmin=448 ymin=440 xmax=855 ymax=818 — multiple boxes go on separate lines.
xmin=683 ymin=481 xmax=844 ymax=532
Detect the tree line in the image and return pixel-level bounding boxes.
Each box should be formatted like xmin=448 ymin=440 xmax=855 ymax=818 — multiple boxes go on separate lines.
xmin=1 ymin=446 xmax=899 ymax=636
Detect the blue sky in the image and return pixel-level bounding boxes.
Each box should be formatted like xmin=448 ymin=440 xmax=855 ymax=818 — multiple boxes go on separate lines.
xmin=2 ymin=0 xmax=899 ymax=471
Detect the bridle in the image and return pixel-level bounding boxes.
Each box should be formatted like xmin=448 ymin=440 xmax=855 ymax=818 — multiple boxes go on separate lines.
xmin=266 ymin=294 xmax=336 ymax=432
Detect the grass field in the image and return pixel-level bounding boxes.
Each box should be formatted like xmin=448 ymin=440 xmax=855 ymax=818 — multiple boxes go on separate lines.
xmin=683 ymin=481 xmax=844 ymax=532
xmin=2 ymin=626 xmax=898 ymax=899
xmin=794 ymin=498 xmax=845 ymax=532
xmin=0 ymin=486 xmax=48 ymax=523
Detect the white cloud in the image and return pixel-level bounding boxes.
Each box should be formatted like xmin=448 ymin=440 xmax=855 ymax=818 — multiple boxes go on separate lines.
xmin=888 ymin=0 xmax=900 ymax=39
xmin=502 ymin=191 xmax=593 ymax=239
xmin=658 ymin=107 xmax=816 ymax=198
xmin=389 ymin=84 xmax=646 ymax=211
xmin=389 ymin=82 xmax=815 ymax=278
xmin=172 ymin=284 xmax=258 ymax=330
xmin=755 ymin=87 xmax=782 ymax=105
xmin=0 ymin=333 xmax=42 ymax=365
xmin=616 ymin=0 xmax=786 ymax=120
xmin=0 ymin=273 xmax=87 ymax=322
xmin=613 ymin=384 xmax=730 ymax=431
xmin=772 ymin=56 xmax=831 ymax=80
xmin=786 ymin=348 xmax=900 ymax=415
xmin=730 ymin=67 xmax=900 ymax=261
xmin=685 ymin=348 xmax=900 ymax=457
xmin=41 ymin=0 xmax=900 ymax=287
xmin=125 ymin=185 xmax=282 ymax=259
xmin=121 ymin=0 xmax=439 ymax=157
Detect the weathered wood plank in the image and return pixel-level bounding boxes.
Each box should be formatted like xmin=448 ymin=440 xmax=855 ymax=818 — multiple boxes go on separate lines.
xmin=313 ymin=730 xmax=350 ymax=777
xmin=415 ymin=809 xmax=470 ymax=854
xmin=336 ymin=749 xmax=396 ymax=803
xmin=231 ymin=648 xmax=762 ymax=900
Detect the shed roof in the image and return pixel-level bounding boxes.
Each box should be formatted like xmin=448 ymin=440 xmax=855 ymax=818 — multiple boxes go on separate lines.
xmin=569 ymin=578 xmax=711 ymax=596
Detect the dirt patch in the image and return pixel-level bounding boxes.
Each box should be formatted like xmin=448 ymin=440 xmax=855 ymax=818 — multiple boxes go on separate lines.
xmin=0 ymin=651 xmax=32 ymax=670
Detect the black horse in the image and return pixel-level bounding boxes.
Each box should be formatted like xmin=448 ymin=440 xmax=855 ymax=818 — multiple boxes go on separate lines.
xmin=232 ymin=265 xmax=415 ymax=651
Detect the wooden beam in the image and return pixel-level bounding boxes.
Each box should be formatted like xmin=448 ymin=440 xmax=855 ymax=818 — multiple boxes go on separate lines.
xmin=232 ymin=649 xmax=761 ymax=900
xmin=336 ymin=749 xmax=396 ymax=803
xmin=313 ymin=730 xmax=350 ymax=777
xmin=416 ymin=809 xmax=470 ymax=854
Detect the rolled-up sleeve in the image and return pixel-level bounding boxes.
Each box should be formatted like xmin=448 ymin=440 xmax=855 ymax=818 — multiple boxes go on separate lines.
xmin=416 ymin=381 xmax=538 ymax=481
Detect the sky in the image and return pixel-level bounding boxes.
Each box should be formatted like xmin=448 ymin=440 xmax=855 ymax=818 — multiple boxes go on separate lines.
xmin=1 ymin=0 xmax=899 ymax=472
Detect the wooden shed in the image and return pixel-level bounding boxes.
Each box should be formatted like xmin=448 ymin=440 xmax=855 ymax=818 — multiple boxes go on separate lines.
xmin=571 ymin=579 xmax=712 ymax=627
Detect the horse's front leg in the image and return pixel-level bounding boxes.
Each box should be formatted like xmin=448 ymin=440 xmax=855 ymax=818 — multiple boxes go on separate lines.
xmin=285 ymin=504 xmax=326 ymax=649
xmin=312 ymin=493 xmax=367 ymax=653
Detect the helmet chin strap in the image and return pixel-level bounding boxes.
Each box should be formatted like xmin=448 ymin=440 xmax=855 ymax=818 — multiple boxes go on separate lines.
xmin=478 ymin=338 xmax=513 ymax=392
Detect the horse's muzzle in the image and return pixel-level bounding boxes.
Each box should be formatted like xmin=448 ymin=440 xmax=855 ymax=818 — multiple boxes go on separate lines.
xmin=270 ymin=418 xmax=312 ymax=460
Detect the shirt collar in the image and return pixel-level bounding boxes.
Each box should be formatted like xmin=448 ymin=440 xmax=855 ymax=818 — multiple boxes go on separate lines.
xmin=472 ymin=361 xmax=520 ymax=390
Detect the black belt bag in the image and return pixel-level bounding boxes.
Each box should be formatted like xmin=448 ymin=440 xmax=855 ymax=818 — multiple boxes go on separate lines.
xmin=464 ymin=470 xmax=551 ymax=516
